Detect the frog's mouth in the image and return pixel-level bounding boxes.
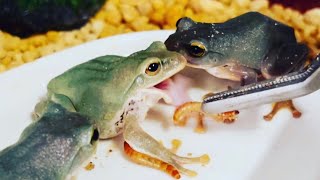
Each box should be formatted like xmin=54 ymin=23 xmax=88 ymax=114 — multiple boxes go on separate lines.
xmin=149 ymin=74 xmax=193 ymax=106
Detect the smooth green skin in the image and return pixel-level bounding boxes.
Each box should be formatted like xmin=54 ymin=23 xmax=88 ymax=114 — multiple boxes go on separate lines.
xmin=0 ymin=103 xmax=98 ymax=180
xmin=35 ymin=41 xmax=186 ymax=139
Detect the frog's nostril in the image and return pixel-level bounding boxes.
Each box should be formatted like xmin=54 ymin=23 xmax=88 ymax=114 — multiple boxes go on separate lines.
xmin=90 ymin=128 xmax=99 ymax=144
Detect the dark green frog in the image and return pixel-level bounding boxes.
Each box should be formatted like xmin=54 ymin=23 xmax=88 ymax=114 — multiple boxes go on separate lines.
xmin=165 ymin=12 xmax=309 ymax=85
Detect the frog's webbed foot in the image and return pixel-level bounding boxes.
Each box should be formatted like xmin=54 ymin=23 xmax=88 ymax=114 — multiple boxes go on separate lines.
xmin=173 ymin=101 xmax=239 ymax=133
xmin=263 ymin=100 xmax=301 ymax=121
xmin=261 ymin=43 xmax=309 ymax=79
xmin=123 ymin=115 xmax=210 ymax=178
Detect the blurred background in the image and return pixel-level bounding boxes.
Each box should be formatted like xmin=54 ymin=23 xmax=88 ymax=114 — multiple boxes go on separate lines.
xmin=0 ymin=0 xmax=319 ymax=72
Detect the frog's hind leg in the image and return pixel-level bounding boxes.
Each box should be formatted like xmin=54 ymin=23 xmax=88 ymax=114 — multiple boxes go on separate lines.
xmin=261 ymin=43 xmax=309 ymax=79
xmin=263 ymin=100 xmax=301 ymax=121
xmin=261 ymin=43 xmax=307 ymax=120
xmin=124 ymin=141 xmax=181 ymax=179
xmin=123 ymin=115 xmax=210 ymax=178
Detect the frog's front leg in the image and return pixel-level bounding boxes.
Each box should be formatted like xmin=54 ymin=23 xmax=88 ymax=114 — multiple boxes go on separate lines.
xmin=206 ymin=63 xmax=258 ymax=86
xmin=123 ymin=115 xmax=210 ymax=178
xmin=263 ymin=100 xmax=302 ymax=121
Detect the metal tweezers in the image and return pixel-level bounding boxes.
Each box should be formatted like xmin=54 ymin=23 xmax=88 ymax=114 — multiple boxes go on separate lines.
xmin=202 ymin=54 xmax=320 ymax=114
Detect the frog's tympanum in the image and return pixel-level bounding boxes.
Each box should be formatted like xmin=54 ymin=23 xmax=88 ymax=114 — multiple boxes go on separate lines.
xmin=0 ymin=42 xmax=209 ymax=179
xmin=165 ymin=12 xmax=309 ymax=132
xmin=0 ymin=103 xmax=99 ymax=180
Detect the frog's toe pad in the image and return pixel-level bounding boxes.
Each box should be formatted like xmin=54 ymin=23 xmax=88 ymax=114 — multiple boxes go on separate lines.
xmin=199 ymin=154 xmax=210 ymax=165
xmin=292 ymin=110 xmax=302 ymax=118
xmin=263 ymin=100 xmax=301 ymax=121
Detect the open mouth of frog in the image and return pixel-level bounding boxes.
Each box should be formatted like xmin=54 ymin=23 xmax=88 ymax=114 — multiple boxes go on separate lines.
xmin=145 ymin=73 xmax=195 ymax=107
xmin=140 ymin=79 xmax=178 ymax=106
xmin=137 ymin=76 xmax=189 ymax=108
xmin=153 ymin=78 xmax=190 ymax=106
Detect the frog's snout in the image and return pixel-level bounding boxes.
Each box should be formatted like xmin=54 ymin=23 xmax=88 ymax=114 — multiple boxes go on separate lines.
xmin=164 ymin=36 xmax=179 ymax=51
xmin=90 ymin=128 xmax=100 ymax=145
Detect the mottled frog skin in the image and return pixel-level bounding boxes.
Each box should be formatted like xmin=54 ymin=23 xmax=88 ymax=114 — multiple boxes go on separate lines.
xmin=165 ymin=12 xmax=309 ymax=85
xmin=0 ymin=103 xmax=98 ymax=180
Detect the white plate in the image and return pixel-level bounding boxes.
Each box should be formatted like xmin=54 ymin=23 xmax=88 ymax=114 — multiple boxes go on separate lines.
xmin=1 ymin=30 xmax=320 ymax=180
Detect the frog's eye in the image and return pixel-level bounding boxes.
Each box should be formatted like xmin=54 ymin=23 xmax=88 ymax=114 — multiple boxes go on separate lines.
xmin=187 ymin=41 xmax=207 ymax=57
xmin=145 ymin=62 xmax=161 ymax=76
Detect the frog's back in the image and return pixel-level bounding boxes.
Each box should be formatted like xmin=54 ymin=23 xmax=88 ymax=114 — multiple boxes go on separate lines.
xmin=211 ymin=12 xmax=297 ymax=68
xmin=45 ymin=55 xmax=126 ymax=121
xmin=49 ymin=55 xmax=123 ymax=88
xmin=220 ymin=12 xmax=296 ymax=42
xmin=189 ymin=11 xmax=296 ymax=48
xmin=47 ymin=55 xmax=123 ymax=100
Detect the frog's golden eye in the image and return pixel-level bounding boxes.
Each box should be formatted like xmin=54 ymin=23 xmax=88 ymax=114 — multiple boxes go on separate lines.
xmin=145 ymin=62 xmax=161 ymax=76
xmin=187 ymin=41 xmax=207 ymax=57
